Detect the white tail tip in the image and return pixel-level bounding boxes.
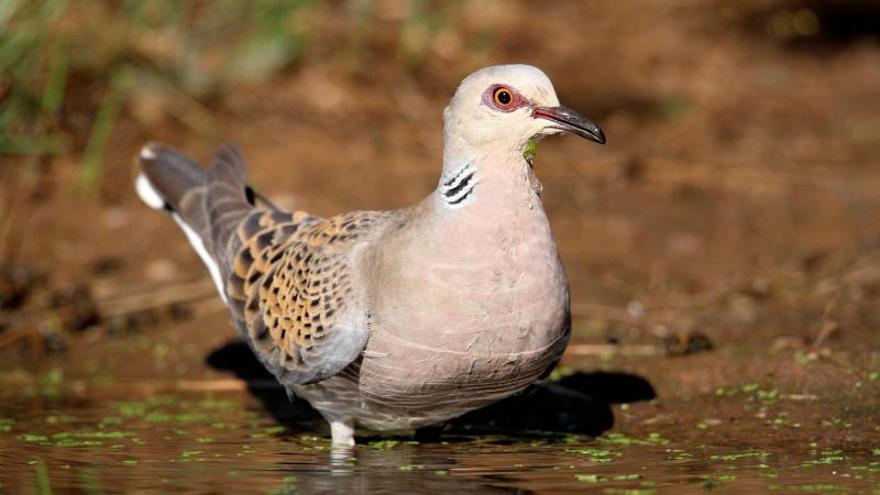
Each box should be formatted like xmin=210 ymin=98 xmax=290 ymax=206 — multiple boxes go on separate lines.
xmin=135 ymin=174 xmax=166 ymax=210
xmin=139 ymin=143 xmax=159 ymax=161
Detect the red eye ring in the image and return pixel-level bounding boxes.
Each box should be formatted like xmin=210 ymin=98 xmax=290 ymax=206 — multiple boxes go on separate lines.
xmin=493 ymin=86 xmax=514 ymax=108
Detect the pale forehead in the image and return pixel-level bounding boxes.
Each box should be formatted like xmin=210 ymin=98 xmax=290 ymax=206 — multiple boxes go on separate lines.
xmin=458 ymin=64 xmax=558 ymax=104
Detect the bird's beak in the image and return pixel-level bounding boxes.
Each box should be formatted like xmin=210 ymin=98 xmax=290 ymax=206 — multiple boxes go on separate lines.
xmin=533 ymin=106 xmax=606 ymax=144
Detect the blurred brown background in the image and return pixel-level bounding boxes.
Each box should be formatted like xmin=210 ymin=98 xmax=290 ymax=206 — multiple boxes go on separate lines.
xmin=1 ymin=0 xmax=879 ymax=428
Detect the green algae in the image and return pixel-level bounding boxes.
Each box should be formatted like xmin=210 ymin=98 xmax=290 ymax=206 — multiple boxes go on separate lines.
xmin=52 ymin=431 xmax=131 ymax=440
xmin=144 ymin=412 xmax=211 ymax=423
xmin=709 ymin=452 xmax=769 ymax=462
xmin=44 ymin=415 xmax=77 ymax=424
xmin=251 ymin=425 xmax=286 ymax=438
xmin=267 ymin=475 xmax=298 ymax=495
xmin=598 ymin=432 xmax=668 ymax=446
xmin=802 ymin=451 xmax=849 ymax=467
xmin=522 ymin=139 xmax=539 ymax=164
xmin=21 ymin=433 xmax=49 ymax=443
xmin=575 ymin=474 xmax=642 ymax=483
xmin=398 ymin=464 xmax=425 ymax=471
xmin=368 ymin=439 xmax=401 ymax=450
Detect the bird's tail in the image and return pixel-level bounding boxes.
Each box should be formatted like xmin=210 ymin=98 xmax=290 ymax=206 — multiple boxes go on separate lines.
xmin=135 ymin=142 xmax=255 ymax=301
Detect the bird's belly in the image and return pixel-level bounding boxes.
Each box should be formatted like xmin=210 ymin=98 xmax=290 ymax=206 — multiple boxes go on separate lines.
xmin=354 ymin=270 xmax=569 ymax=428
xmin=293 ymin=267 xmax=570 ymax=431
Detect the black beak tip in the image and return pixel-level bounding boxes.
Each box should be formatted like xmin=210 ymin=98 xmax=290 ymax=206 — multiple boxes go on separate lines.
xmin=533 ymin=106 xmax=607 ymax=145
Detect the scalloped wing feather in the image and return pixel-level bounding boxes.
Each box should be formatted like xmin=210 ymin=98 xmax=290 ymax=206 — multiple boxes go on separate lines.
xmin=227 ymin=209 xmax=392 ymax=384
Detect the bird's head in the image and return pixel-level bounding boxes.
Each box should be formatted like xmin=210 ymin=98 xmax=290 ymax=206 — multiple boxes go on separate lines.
xmin=443 ymin=64 xmax=605 ymax=163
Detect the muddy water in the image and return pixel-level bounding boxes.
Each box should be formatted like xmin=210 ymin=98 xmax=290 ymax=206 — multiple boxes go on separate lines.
xmin=1 ymin=386 xmax=877 ymax=495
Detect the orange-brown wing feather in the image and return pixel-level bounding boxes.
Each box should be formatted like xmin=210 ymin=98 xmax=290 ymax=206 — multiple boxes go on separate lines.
xmin=227 ymin=209 xmax=391 ymax=384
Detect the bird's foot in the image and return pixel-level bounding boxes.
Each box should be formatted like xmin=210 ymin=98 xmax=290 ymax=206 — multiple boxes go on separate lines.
xmin=329 ymin=418 xmax=355 ymax=447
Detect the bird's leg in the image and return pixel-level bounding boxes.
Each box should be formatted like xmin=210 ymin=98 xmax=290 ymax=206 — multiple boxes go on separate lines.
xmin=326 ymin=415 xmax=356 ymax=447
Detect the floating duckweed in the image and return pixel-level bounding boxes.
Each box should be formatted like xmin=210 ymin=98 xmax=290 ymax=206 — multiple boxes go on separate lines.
xmin=670 ymin=450 xmax=694 ymax=460
xmin=709 ymin=452 xmax=769 ymax=462
xmin=99 ymin=416 xmax=123 ymax=427
xmin=52 ymin=431 xmax=131 ymax=440
xmin=398 ymin=464 xmax=424 ymax=471
xmin=566 ymin=447 xmax=614 ymax=456
xmin=850 ymin=464 xmax=880 ymax=474
xmin=433 ymin=470 xmax=448 ymax=476
xmin=757 ymin=389 xmax=780 ymax=402
xmin=211 ymin=422 xmax=238 ymax=429
xmin=44 ymin=415 xmax=77 ymax=424
xmin=801 ymin=451 xmax=849 ymax=467
xmin=121 ymin=459 xmax=138 ymax=465
xmin=368 ymin=439 xmax=400 ymax=450
xmin=548 ymin=365 xmax=575 ymax=382
xmin=0 ymin=418 xmax=13 ymax=432
xmin=251 ymin=425 xmax=285 ymax=438
xmin=144 ymin=412 xmax=211 ymax=423
xmin=268 ymin=475 xmax=297 ymax=495
xmin=565 ymin=446 xmax=618 ymax=463
xmin=21 ymin=433 xmax=49 ymax=443
xmin=576 ymin=474 xmax=641 ymax=483
xmin=599 ymin=432 xmax=668 ymax=446
xmin=562 ymin=434 xmax=581 ymax=444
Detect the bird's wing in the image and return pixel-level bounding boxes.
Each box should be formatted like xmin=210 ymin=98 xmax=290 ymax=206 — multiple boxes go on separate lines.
xmin=226 ymin=208 xmax=392 ymax=385
xmin=139 ymin=142 xmax=389 ymax=385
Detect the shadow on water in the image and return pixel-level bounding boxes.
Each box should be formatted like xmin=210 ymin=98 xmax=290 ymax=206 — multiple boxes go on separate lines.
xmin=206 ymin=340 xmax=656 ymax=441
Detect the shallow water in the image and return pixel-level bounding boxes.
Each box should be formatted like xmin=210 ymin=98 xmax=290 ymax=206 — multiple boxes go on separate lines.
xmin=1 ymin=386 xmax=877 ymax=495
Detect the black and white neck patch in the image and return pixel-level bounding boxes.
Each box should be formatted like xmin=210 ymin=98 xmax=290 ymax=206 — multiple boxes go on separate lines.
xmin=439 ymin=163 xmax=478 ymax=208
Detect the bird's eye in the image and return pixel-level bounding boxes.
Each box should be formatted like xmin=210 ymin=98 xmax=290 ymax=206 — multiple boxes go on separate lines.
xmin=493 ymin=87 xmax=513 ymax=107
